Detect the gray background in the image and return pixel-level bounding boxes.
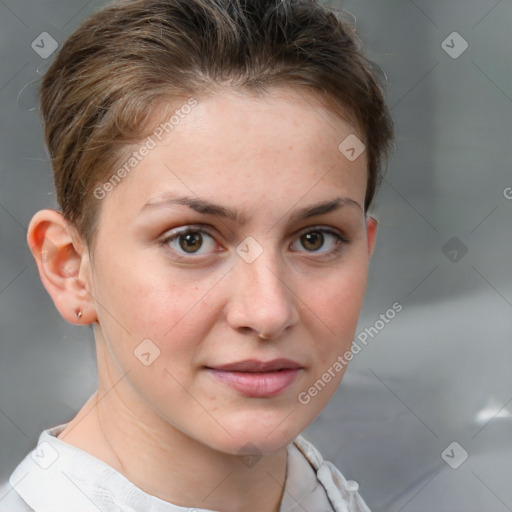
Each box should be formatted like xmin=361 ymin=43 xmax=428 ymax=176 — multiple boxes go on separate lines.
xmin=1 ymin=0 xmax=511 ymax=511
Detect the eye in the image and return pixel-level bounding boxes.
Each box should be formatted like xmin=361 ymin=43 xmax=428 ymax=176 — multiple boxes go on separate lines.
xmin=162 ymin=227 xmax=218 ymax=256
xmin=290 ymin=227 xmax=347 ymax=255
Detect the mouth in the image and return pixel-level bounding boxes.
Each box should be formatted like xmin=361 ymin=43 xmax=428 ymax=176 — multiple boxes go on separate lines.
xmin=205 ymin=359 xmax=303 ymax=398
xmin=208 ymin=358 xmax=302 ymax=373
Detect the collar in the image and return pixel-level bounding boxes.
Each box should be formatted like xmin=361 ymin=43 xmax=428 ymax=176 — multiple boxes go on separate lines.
xmin=8 ymin=423 xmax=345 ymax=512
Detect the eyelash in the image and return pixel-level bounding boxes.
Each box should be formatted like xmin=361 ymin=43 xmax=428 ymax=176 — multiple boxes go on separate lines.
xmin=160 ymin=225 xmax=349 ymax=261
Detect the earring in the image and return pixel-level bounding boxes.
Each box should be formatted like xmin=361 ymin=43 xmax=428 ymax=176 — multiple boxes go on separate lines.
xmin=76 ymin=308 xmax=83 ymax=320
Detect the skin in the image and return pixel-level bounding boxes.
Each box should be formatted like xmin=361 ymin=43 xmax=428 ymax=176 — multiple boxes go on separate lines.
xmin=27 ymin=86 xmax=377 ymax=512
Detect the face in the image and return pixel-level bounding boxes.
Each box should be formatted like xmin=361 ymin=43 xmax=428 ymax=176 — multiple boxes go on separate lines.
xmin=85 ymin=87 xmax=376 ymax=455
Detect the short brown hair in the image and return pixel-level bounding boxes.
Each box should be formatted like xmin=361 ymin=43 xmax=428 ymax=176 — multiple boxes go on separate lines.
xmin=39 ymin=0 xmax=393 ymax=250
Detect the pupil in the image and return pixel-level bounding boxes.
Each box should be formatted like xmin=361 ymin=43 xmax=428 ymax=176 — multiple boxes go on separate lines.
xmin=179 ymin=232 xmax=202 ymax=253
xmin=302 ymin=231 xmax=323 ymax=251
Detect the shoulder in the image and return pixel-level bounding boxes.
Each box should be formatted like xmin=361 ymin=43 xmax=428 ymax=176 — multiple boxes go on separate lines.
xmin=0 ymin=423 xmax=70 ymax=512
xmin=292 ymin=435 xmax=372 ymax=512
xmin=0 ymin=479 xmax=34 ymax=512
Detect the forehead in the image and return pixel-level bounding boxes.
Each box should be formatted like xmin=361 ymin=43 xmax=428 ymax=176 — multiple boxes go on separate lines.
xmin=99 ymin=87 xmax=368 ymax=221
xmin=165 ymin=86 xmax=362 ymax=163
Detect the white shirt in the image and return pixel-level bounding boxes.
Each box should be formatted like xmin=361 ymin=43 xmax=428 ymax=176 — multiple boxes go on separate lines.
xmin=0 ymin=423 xmax=371 ymax=512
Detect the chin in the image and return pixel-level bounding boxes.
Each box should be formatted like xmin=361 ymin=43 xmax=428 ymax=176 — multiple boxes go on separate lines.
xmin=204 ymin=412 xmax=308 ymax=456
xmin=212 ymin=434 xmax=292 ymax=457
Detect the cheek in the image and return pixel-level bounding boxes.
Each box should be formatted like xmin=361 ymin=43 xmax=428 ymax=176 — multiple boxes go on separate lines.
xmin=92 ymin=255 xmax=223 ymax=371
xmin=316 ymin=258 xmax=368 ymax=314
xmin=304 ymin=257 xmax=369 ymax=357
xmin=94 ymin=248 xmax=201 ymax=332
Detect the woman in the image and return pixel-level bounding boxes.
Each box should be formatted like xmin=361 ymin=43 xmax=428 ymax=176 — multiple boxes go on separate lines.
xmin=1 ymin=0 xmax=393 ymax=510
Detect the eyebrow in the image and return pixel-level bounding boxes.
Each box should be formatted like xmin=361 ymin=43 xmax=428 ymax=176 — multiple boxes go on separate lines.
xmin=140 ymin=194 xmax=362 ymax=223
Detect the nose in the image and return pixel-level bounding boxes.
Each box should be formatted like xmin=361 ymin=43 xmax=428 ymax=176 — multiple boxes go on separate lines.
xmin=225 ymin=247 xmax=300 ymax=340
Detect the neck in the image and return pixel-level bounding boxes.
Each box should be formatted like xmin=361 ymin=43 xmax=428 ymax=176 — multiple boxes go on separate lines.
xmin=58 ymin=387 xmax=288 ymax=512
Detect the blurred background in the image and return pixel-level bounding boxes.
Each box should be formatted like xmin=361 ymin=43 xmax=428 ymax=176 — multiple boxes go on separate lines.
xmin=1 ymin=0 xmax=511 ymax=510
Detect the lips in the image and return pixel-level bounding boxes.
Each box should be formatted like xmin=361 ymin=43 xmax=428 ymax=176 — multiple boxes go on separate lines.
xmin=206 ymin=359 xmax=303 ymax=398
xmin=209 ymin=358 xmax=302 ymax=373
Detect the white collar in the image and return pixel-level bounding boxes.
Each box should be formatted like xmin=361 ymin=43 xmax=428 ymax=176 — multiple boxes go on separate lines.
xmin=8 ymin=423 xmax=356 ymax=512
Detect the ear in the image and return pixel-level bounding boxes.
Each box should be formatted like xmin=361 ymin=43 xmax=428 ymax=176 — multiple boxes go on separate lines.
xmin=26 ymin=209 xmax=97 ymax=325
xmin=366 ymin=215 xmax=378 ymax=259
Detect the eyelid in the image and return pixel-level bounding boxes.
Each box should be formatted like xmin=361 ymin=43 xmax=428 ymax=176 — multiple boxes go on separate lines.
xmin=293 ymin=224 xmax=349 ymax=243
xmin=162 ymin=224 xmax=216 ymax=239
